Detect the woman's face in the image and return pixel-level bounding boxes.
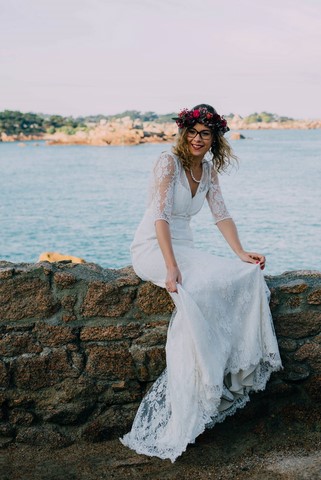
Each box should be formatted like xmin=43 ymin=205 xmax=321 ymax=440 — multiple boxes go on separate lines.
xmin=186 ymin=123 xmax=213 ymax=160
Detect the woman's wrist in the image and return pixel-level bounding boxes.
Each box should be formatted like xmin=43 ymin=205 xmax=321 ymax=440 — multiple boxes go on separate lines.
xmin=166 ymin=262 xmax=178 ymax=270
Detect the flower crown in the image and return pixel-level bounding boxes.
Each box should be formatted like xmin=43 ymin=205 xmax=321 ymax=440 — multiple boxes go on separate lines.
xmin=172 ymin=107 xmax=229 ymax=135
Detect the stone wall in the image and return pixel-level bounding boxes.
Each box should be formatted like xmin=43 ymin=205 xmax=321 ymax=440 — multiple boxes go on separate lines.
xmin=0 ymin=261 xmax=320 ymax=448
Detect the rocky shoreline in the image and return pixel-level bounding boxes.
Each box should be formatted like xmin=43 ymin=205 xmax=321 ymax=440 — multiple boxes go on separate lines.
xmin=1 ymin=115 xmax=321 ymax=146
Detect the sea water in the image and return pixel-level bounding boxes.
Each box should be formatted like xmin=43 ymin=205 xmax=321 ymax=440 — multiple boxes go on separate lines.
xmin=0 ymin=129 xmax=320 ymax=275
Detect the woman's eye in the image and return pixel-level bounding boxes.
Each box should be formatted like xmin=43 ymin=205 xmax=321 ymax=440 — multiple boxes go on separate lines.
xmin=200 ymin=131 xmax=211 ymax=139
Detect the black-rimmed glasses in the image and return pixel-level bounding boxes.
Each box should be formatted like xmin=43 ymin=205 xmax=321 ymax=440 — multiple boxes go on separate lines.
xmin=186 ymin=127 xmax=212 ymax=140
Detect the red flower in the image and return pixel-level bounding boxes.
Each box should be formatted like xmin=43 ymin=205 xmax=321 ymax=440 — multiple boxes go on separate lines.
xmin=192 ymin=109 xmax=200 ymax=118
xmin=206 ymin=113 xmax=213 ymax=119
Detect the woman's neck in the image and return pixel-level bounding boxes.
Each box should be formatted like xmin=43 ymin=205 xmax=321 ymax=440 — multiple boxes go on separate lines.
xmin=191 ymin=156 xmax=204 ymax=168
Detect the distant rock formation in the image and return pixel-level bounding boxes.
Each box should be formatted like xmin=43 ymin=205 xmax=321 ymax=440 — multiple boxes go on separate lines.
xmin=43 ymin=116 xmax=321 ymax=146
xmin=228 ymin=115 xmax=321 ymax=131
xmin=45 ymin=117 xmax=177 ymax=146
xmin=1 ymin=113 xmax=321 ymax=146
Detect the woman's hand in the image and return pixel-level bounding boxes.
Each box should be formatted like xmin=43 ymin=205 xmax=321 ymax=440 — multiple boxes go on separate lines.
xmin=238 ymin=251 xmax=266 ymax=270
xmin=165 ymin=266 xmax=182 ymax=293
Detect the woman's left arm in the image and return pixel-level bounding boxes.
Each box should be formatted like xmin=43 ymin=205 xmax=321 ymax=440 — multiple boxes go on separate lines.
xmin=216 ymin=218 xmax=266 ymax=270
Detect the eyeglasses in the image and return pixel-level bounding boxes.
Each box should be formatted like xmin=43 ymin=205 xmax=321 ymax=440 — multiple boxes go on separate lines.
xmin=186 ymin=127 xmax=212 ymax=140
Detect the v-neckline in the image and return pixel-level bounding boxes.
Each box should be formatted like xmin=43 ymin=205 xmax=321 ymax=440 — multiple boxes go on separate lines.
xmin=183 ymin=163 xmax=205 ymax=199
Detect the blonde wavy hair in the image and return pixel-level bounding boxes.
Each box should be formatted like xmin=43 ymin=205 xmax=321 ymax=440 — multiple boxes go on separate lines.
xmin=172 ymin=104 xmax=238 ymax=173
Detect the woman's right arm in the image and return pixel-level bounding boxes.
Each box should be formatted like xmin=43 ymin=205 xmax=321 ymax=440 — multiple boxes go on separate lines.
xmin=155 ymin=220 xmax=182 ymax=293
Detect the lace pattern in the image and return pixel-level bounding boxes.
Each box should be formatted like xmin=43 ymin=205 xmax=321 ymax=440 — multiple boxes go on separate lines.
xmin=206 ymin=164 xmax=231 ymax=223
xmin=121 ymin=360 xmax=281 ymax=463
xmin=148 ymin=151 xmax=231 ymax=225
xmin=149 ymin=152 xmax=178 ymax=224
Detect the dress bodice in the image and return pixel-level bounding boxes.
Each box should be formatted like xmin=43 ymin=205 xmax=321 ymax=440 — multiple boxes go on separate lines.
xmin=147 ymin=150 xmax=231 ymax=224
xmin=168 ymin=157 xmax=209 ymax=219
xmin=131 ymin=150 xmax=231 ymax=249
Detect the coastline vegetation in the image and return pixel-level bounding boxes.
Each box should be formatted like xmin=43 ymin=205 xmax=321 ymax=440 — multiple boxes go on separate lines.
xmin=0 ymin=110 xmax=296 ymax=138
xmin=243 ymin=112 xmax=294 ymax=123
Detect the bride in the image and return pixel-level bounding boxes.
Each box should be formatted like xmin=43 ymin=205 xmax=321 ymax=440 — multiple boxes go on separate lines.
xmin=120 ymin=104 xmax=282 ymax=462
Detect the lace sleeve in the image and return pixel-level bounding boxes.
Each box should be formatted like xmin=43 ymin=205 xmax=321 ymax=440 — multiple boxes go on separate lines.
xmin=206 ymin=164 xmax=232 ymax=224
xmin=149 ymin=152 xmax=177 ymax=224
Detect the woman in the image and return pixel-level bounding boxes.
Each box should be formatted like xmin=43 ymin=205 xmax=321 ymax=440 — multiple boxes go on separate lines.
xmin=120 ymin=104 xmax=282 ymax=462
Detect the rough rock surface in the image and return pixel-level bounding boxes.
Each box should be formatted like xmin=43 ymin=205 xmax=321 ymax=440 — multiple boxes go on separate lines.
xmin=0 ymin=261 xmax=320 ymax=454
xmin=45 ymin=118 xmax=177 ymax=146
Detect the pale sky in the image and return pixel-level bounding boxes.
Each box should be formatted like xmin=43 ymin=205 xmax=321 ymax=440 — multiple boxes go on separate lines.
xmin=1 ymin=0 xmax=320 ymax=118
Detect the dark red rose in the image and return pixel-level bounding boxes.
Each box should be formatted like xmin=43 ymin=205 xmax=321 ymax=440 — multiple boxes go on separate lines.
xmin=192 ymin=109 xmax=200 ymax=118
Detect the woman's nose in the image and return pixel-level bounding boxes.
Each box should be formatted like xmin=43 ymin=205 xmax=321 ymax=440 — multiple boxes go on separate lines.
xmin=194 ymin=132 xmax=203 ymax=141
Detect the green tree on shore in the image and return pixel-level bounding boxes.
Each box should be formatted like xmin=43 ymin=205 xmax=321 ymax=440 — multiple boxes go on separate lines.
xmin=0 ymin=110 xmax=45 ymax=136
xmin=244 ymin=112 xmax=294 ymax=123
xmin=0 ymin=111 xmax=88 ymax=136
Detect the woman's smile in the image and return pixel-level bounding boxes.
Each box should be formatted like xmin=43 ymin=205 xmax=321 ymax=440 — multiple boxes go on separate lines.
xmin=191 ymin=142 xmax=204 ymax=151
xmin=189 ymin=139 xmax=208 ymax=158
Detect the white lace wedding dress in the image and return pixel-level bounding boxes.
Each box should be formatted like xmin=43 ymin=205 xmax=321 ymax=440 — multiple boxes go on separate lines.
xmin=120 ymin=150 xmax=282 ymax=462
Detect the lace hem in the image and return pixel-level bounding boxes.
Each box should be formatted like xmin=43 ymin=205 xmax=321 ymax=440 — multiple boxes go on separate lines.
xmin=120 ymin=358 xmax=281 ymax=463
